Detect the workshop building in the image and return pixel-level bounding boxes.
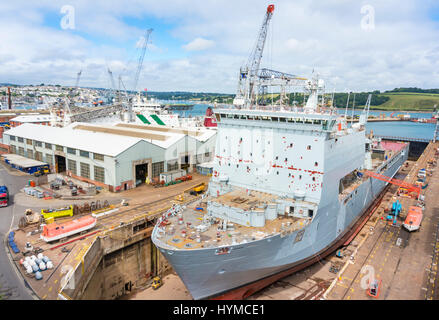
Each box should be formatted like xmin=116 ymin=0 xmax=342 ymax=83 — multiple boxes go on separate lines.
xmin=3 ymin=122 xmax=216 ymax=191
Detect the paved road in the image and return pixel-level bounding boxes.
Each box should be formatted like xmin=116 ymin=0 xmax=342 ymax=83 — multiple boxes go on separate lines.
xmin=0 ymin=164 xmax=35 ymax=300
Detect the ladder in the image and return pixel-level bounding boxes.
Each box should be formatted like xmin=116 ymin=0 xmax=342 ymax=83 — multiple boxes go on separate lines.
xmin=363 ymin=170 xmax=420 ymax=199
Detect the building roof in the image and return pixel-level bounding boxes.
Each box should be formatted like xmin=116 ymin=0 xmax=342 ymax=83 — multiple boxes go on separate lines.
xmin=10 ymin=115 xmax=55 ymax=123
xmin=5 ymin=123 xmax=141 ymax=157
xmin=3 ymin=153 xmax=48 ymax=168
xmin=5 ymin=121 xmax=216 ymax=157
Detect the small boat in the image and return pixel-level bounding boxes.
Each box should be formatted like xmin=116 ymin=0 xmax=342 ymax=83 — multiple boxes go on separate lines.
xmin=403 ymin=206 xmax=423 ymax=232
xmin=40 ymin=215 xmax=97 ymax=242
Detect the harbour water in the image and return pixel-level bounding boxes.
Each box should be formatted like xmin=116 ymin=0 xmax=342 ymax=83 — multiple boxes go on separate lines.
xmin=178 ymin=104 xmax=436 ymax=141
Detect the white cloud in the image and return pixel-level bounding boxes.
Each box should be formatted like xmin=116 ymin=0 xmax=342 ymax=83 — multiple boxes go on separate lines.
xmin=1 ymin=0 xmax=439 ymax=93
xmin=183 ymin=38 xmax=215 ymax=51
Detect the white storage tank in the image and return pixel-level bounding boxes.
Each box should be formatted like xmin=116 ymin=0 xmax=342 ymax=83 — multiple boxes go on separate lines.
xmin=265 ymin=203 xmax=277 ymax=220
xmin=251 ymin=210 xmax=265 ymax=227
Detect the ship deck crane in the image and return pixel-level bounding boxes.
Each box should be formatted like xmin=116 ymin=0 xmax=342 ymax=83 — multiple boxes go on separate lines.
xmin=234 ymin=4 xmax=274 ymax=107
xmin=363 ymin=170 xmax=420 ymax=199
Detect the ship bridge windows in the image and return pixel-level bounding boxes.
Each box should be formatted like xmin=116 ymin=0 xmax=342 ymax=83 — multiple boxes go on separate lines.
xmin=272 ymin=117 xmax=279 ymax=122
xmin=279 ymin=117 xmax=286 ymax=122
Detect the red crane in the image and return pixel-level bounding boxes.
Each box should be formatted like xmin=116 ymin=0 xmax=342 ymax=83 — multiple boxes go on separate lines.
xmin=363 ymin=170 xmax=420 ymax=199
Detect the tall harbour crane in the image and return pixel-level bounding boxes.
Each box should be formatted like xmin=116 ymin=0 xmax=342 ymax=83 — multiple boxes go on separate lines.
xmin=133 ymin=28 xmax=153 ymax=93
xmin=234 ymin=4 xmax=275 ymax=107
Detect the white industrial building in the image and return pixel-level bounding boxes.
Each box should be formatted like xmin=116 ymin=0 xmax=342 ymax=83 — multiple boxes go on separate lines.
xmin=3 ymin=122 xmax=216 ymax=191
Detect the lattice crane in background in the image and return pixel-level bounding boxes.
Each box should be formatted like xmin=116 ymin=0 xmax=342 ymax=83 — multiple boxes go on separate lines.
xmin=133 ymin=28 xmax=153 ymax=93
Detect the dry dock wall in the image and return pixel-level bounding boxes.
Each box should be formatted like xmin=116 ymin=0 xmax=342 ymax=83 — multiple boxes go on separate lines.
xmin=59 ymin=217 xmax=171 ymax=300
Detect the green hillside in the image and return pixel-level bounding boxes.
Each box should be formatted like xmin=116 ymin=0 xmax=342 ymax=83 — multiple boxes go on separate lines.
xmin=376 ymin=92 xmax=439 ymax=111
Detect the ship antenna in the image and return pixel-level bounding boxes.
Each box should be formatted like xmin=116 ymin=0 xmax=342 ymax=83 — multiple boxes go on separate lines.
xmin=351 ymin=93 xmax=356 ymax=125
xmin=344 ymin=91 xmax=350 ymax=118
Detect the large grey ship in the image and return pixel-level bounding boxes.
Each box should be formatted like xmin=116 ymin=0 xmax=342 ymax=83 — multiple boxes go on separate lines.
xmin=151 ymin=80 xmax=409 ymax=299
xmin=151 ymin=4 xmax=409 ymax=300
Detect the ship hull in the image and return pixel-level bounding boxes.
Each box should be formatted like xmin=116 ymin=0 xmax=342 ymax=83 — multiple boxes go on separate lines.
xmin=153 ymin=144 xmax=408 ymax=300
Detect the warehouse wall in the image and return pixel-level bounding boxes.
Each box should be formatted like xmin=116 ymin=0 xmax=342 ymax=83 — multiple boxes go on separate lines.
xmin=115 ymin=140 xmax=164 ymax=187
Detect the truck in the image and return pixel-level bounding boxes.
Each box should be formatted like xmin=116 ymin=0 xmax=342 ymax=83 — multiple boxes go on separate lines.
xmin=0 ymin=186 xmax=9 ymax=207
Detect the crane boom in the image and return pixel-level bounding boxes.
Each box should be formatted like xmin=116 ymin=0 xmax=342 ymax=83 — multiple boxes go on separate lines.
xmin=247 ymin=5 xmax=274 ymax=79
xmin=75 ymin=70 xmax=82 ymax=88
xmin=234 ymin=4 xmax=274 ymax=107
xmin=133 ymin=28 xmax=153 ymax=92
xmin=364 ymin=170 xmax=420 ymax=198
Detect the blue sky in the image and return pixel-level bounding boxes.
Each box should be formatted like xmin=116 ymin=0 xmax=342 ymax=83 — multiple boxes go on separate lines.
xmin=1 ymin=0 xmax=439 ymax=93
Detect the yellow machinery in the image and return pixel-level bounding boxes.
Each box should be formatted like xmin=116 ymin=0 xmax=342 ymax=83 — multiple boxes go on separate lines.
xmin=41 ymin=205 xmax=74 ymax=220
xmin=152 ymin=276 xmax=163 ymax=290
xmin=193 ymin=183 xmax=205 ymax=193
xmin=175 ymin=194 xmax=184 ymax=202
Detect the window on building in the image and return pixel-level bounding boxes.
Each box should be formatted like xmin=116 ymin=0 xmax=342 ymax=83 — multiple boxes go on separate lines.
xmin=45 ymin=143 xmax=52 ymax=150
xmin=18 ymin=147 xmax=24 ymax=156
xmin=80 ymin=162 xmax=90 ymax=179
xmin=10 ymin=145 xmax=16 ymax=154
xmin=9 ymin=136 xmax=15 ymax=141
xmin=167 ymin=160 xmax=178 ymax=171
xmin=68 ymin=159 xmax=77 ymax=175
xmin=45 ymin=154 xmax=53 ymax=165
xmin=27 ymin=149 xmax=33 ymax=159
xmin=94 ymin=153 xmax=104 ymax=161
xmin=67 ymin=147 xmax=76 ymax=155
xmin=26 ymin=139 xmax=32 ymax=145
xmin=34 ymin=141 xmax=42 ymax=147
xmin=94 ymin=166 xmax=105 ymax=183
xmin=35 ymin=151 xmax=42 ymax=161
xmin=80 ymin=150 xmax=89 ymax=158
xmin=55 ymin=145 xmax=63 ymax=152
xmin=17 ymin=137 xmax=24 ymax=143
xmin=152 ymin=162 xmax=164 ymax=178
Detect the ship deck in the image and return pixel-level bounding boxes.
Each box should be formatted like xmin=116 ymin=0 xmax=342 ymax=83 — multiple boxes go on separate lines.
xmin=156 ymin=199 xmax=309 ymax=250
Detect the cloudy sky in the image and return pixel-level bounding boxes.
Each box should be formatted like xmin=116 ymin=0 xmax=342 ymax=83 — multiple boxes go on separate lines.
xmin=1 ymin=0 xmax=439 ymax=93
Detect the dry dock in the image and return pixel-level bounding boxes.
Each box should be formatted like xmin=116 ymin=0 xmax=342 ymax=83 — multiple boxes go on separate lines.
xmin=7 ymin=174 xmax=209 ymax=300
xmin=248 ymin=141 xmax=439 ymax=300
xmin=6 ymin=142 xmax=439 ymax=300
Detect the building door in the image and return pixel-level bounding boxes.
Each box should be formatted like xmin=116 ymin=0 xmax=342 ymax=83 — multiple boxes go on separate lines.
xmin=135 ymin=163 xmax=148 ymax=186
xmin=55 ymin=155 xmax=66 ymax=173
xmin=180 ymin=155 xmax=190 ymax=171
